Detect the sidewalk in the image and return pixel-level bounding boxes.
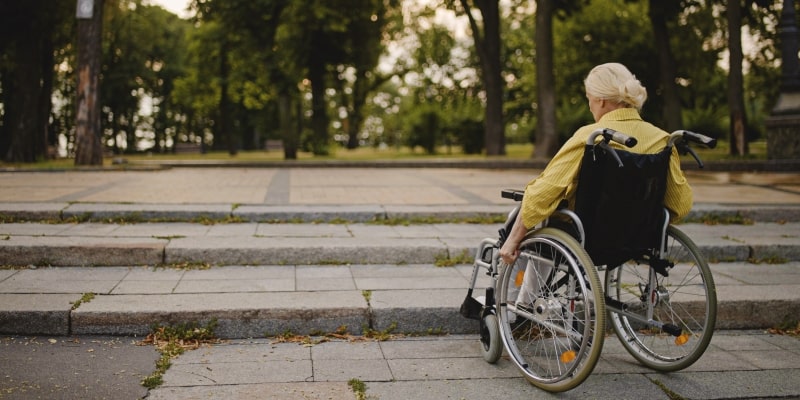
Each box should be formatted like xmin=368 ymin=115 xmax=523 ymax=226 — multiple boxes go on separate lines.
xmin=0 ymin=166 xmax=798 ymax=339
xmin=145 ymin=331 xmax=800 ymax=400
xmin=2 ymin=331 xmax=799 ymax=399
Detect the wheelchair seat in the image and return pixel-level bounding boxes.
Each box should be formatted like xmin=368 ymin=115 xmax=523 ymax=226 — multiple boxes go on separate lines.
xmin=571 ymin=141 xmax=672 ymax=268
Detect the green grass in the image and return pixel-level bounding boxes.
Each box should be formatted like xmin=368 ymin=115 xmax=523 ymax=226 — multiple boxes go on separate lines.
xmin=140 ymin=320 xmax=220 ymax=389
xmin=70 ymin=292 xmax=96 ymax=310
xmin=434 ymin=249 xmax=473 ymax=267
xmin=348 ymin=378 xmax=368 ymax=400
xmin=687 ymin=139 xmax=767 ymax=162
xmin=0 ymin=140 xmax=767 ymax=170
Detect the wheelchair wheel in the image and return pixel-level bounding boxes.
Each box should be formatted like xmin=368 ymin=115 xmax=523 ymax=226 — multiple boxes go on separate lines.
xmin=497 ymin=228 xmax=605 ymax=392
xmin=480 ymin=313 xmax=502 ymax=363
xmin=605 ymin=225 xmax=717 ymax=372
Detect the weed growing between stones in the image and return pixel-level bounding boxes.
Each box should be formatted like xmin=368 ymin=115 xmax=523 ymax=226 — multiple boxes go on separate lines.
xmin=684 ymin=212 xmax=753 ymax=225
xmin=70 ymin=293 xmax=95 ymax=310
xmin=348 ymin=378 xmax=367 ymax=400
xmin=139 ymin=320 xmax=221 ymax=389
xmin=434 ymin=249 xmax=472 ymax=267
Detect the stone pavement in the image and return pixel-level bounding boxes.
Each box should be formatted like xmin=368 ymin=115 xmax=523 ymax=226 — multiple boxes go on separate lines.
xmin=145 ymin=331 xmax=800 ymax=400
xmin=0 ymin=165 xmax=799 ymax=399
xmin=0 ymin=166 xmax=798 ymax=338
xmin=2 ymin=330 xmax=799 ymax=400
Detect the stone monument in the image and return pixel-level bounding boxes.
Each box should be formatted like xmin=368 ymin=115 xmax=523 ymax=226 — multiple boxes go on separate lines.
xmin=767 ymin=0 xmax=800 ymax=160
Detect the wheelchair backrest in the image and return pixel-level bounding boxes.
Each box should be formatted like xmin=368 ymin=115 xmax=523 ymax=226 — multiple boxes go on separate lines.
xmin=573 ymin=143 xmax=672 ymax=266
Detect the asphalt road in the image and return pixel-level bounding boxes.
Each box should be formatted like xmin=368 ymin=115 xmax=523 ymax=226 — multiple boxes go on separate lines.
xmin=0 ymin=335 xmax=158 ymax=400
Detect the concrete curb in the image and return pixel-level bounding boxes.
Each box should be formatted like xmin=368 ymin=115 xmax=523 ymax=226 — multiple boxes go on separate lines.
xmin=0 ymin=233 xmax=796 ymax=267
xmin=1 ymin=203 xmax=799 ymax=223
xmin=122 ymin=158 xmax=800 ymax=172
xmin=2 ymin=290 xmax=797 ymax=338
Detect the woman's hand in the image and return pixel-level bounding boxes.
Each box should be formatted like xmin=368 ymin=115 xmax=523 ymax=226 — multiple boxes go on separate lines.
xmin=499 ymin=239 xmax=520 ymax=265
xmin=499 ymin=210 xmax=527 ymax=265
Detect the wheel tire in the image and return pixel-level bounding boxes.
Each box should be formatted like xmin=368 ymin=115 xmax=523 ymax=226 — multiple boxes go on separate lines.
xmin=605 ymin=225 xmax=717 ymax=371
xmin=496 ymin=227 xmax=605 ymax=392
xmin=480 ymin=313 xmax=502 ymax=363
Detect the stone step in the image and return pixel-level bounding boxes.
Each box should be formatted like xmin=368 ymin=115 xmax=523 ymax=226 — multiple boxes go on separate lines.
xmin=0 ymin=222 xmax=797 ymax=266
xmin=1 ymin=262 xmax=797 ymax=338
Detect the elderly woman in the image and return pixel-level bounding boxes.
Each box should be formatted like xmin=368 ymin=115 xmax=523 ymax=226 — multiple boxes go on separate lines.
xmin=499 ymin=62 xmax=693 ymax=265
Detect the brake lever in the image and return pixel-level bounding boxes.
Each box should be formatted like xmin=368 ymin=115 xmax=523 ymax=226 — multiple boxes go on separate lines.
xmin=676 ymin=139 xmax=705 ymax=168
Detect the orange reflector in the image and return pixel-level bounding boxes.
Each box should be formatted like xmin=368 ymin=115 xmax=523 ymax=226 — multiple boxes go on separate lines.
xmin=560 ymin=350 xmax=576 ymax=363
xmin=675 ymin=333 xmax=689 ymax=346
xmin=515 ymin=270 xmax=525 ymax=287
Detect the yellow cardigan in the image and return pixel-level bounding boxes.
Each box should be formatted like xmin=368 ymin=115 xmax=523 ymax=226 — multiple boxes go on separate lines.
xmin=520 ymin=108 xmax=693 ymax=229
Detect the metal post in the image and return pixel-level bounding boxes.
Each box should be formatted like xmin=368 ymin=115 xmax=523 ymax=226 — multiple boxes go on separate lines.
xmin=767 ymin=0 xmax=800 ymax=159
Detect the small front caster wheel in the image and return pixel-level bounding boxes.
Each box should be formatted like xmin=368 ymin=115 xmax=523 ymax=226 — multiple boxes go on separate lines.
xmin=480 ymin=313 xmax=502 ymax=363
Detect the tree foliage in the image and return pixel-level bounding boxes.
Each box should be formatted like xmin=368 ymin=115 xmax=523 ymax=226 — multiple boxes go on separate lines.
xmin=0 ymin=0 xmax=789 ymax=162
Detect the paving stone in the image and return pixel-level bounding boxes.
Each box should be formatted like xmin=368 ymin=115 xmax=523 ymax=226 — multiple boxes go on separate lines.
xmin=148 ymin=382 xmax=353 ymax=400
xmin=63 ymin=203 xmax=232 ymax=221
xmin=652 ymin=370 xmax=800 ymax=399
xmin=0 ymin=293 xmax=79 ymax=335
xmin=71 ymin=291 xmax=369 ymax=337
xmin=0 ymin=202 xmax=67 ymax=222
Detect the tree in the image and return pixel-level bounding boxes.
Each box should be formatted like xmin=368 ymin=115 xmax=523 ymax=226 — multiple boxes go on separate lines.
xmin=647 ymin=0 xmax=683 ymax=133
xmin=533 ymin=0 xmax=557 ymax=158
xmin=172 ymin=20 xmax=226 ymax=151
xmin=143 ymin=5 xmax=191 ymax=154
xmin=340 ymin=0 xmax=403 ymax=150
xmin=551 ymin=0 xmax=658 ymax=131
xmin=725 ymin=0 xmax=773 ymax=155
xmin=101 ymin=1 xmax=189 ymax=154
xmin=75 ymin=0 xmax=106 ymax=165
xmin=454 ymin=0 xmax=505 ymax=155
xmin=192 ymin=0 xmax=300 ymax=158
xmin=532 ymin=0 xmax=589 ymax=158
xmin=0 ymin=0 xmax=72 ymax=162
xmin=727 ymin=0 xmax=748 ymax=155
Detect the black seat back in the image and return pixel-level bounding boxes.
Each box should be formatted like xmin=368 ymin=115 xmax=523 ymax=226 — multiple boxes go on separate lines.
xmin=573 ymin=144 xmax=672 ymax=266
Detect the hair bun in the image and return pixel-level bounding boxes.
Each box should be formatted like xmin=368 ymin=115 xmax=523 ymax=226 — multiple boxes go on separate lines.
xmin=584 ymin=63 xmax=648 ymax=110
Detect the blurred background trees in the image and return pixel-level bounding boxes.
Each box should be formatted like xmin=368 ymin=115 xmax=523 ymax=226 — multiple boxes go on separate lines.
xmin=0 ymin=0 xmax=790 ymax=162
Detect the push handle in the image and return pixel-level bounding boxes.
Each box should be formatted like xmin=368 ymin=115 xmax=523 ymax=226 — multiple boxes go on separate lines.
xmin=679 ymin=130 xmax=717 ymax=149
xmin=606 ymin=128 xmax=638 ymax=148
xmin=587 ymin=128 xmax=636 ymax=167
xmin=669 ymin=130 xmax=717 ymax=169
xmin=586 ymin=128 xmax=638 ymax=148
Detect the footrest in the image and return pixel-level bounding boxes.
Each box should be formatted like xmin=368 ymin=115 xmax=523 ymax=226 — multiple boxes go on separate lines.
xmin=460 ymin=294 xmax=483 ymax=320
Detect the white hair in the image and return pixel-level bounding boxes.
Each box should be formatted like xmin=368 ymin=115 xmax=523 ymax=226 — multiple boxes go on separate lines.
xmin=584 ymin=63 xmax=647 ymax=110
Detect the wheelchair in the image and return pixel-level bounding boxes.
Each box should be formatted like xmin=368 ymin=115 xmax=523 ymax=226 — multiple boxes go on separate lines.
xmin=460 ymin=128 xmax=718 ymax=392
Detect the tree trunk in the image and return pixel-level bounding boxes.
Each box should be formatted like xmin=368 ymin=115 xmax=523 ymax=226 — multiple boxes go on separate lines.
xmin=4 ymin=31 xmax=44 ymax=162
xmin=533 ymin=0 xmax=558 ymax=158
xmin=218 ymin=39 xmax=236 ymax=156
xmin=481 ymin=0 xmax=505 ymax=156
xmin=308 ymin=43 xmax=330 ymax=156
xmin=345 ymin=70 xmax=368 ymax=150
xmin=461 ymin=0 xmax=505 ymax=156
xmin=39 ymin=29 xmax=55 ymax=159
xmin=727 ymin=0 xmax=748 ymax=156
xmin=648 ymin=0 xmax=683 ymax=132
xmin=0 ymin=69 xmax=10 ymax=157
xmin=278 ymin=91 xmax=298 ymax=160
xmin=75 ymin=0 xmax=105 ymax=166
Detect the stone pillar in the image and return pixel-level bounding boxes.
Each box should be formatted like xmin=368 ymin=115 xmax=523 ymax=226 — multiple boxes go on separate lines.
xmin=767 ymin=0 xmax=800 ymax=160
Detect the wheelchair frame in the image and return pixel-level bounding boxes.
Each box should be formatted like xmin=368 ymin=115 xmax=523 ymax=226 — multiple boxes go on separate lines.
xmin=461 ymin=128 xmax=718 ymax=392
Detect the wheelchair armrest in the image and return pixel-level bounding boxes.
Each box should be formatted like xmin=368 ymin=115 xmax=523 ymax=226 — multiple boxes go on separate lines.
xmin=501 ymin=189 xmax=524 ymax=201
